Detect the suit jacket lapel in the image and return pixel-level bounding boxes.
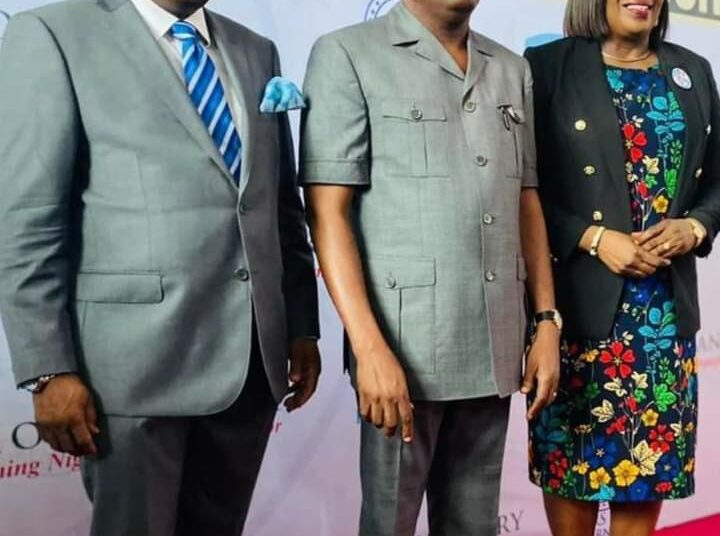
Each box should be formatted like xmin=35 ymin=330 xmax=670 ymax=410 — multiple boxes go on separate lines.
xmin=412 ymin=39 xmax=466 ymax=81
xmin=463 ymin=33 xmax=490 ymax=99
xmin=658 ymin=46 xmax=704 ymax=217
xmin=387 ymin=2 xmax=465 ymax=81
xmin=208 ymin=13 xmax=256 ymax=196
xmin=571 ymin=39 xmax=632 ymax=228
xmin=100 ymin=0 xmax=237 ymax=191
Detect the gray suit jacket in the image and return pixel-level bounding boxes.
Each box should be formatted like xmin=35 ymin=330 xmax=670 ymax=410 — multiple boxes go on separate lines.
xmin=0 ymin=0 xmax=319 ymax=416
xmin=300 ymin=3 xmax=535 ymax=399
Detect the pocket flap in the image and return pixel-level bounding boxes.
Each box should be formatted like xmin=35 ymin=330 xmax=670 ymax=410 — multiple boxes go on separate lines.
xmin=365 ymin=257 xmax=436 ymax=289
xmin=382 ymin=99 xmax=447 ymax=122
xmin=75 ymin=272 xmax=164 ymax=304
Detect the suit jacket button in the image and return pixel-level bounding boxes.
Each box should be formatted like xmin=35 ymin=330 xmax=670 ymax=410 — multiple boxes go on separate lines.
xmin=707 ymin=124 xmax=712 ymax=136
xmin=238 ymin=203 xmax=248 ymax=214
xmin=584 ymin=165 xmax=597 ymax=176
xmin=385 ymin=276 xmax=397 ymax=289
xmin=234 ymin=268 xmax=250 ymax=281
xmin=464 ymin=101 xmax=477 ymax=113
xmin=475 ymin=155 xmax=488 ymax=167
xmin=410 ymin=107 xmax=423 ymax=121
xmin=485 ymin=271 xmax=496 ymax=282
xmin=575 ymin=119 xmax=588 ymax=131
xmin=592 ymin=210 xmax=604 ymax=222
xmin=695 ymin=168 xmax=703 ymax=179
xmin=483 ymin=213 xmax=494 ymax=225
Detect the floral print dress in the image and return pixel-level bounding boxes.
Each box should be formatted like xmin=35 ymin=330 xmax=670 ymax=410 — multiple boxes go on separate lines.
xmin=529 ymin=66 xmax=697 ymax=502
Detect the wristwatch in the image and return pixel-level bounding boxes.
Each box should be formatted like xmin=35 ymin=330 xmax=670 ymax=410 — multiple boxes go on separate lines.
xmin=534 ymin=309 xmax=563 ymax=332
xmin=20 ymin=374 xmax=58 ymax=394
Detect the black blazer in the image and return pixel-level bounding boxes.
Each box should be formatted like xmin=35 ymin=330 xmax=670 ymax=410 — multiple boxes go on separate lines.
xmin=525 ymin=37 xmax=720 ymax=339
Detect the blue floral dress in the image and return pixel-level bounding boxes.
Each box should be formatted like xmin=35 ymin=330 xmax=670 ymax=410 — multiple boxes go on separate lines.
xmin=529 ymin=66 xmax=698 ymax=502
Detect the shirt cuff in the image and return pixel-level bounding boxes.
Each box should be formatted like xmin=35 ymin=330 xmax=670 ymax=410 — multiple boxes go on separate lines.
xmin=299 ymin=160 xmax=369 ymax=186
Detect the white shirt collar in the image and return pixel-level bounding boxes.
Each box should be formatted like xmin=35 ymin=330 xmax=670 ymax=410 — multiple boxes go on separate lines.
xmin=130 ymin=0 xmax=212 ymax=46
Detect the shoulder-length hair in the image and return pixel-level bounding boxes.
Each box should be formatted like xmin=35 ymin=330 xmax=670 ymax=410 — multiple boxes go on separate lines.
xmin=564 ymin=0 xmax=670 ymax=49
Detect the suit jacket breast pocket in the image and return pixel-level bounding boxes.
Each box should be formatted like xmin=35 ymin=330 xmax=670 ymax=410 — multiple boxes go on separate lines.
xmin=381 ymin=99 xmax=449 ymax=178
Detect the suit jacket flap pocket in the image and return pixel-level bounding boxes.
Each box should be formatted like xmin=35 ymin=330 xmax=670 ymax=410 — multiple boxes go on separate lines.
xmin=382 ymin=99 xmax=447 ymax=122
xmin=75 ymin=273 xmax=164 ymax=304
xmin=365 ymin=257 xmax=436 ymax=289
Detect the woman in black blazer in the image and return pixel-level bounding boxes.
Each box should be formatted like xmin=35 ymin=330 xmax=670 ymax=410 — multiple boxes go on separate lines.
xmin=525 ymin=1 xmax=720 ymax=535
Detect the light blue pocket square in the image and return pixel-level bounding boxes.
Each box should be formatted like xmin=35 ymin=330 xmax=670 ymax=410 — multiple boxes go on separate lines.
xmin=260 ymin=77 xmax=306 ymax=113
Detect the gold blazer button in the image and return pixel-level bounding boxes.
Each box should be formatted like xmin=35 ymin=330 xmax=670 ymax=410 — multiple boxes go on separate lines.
xmin=575 ymin=119 xmax=588 ymax=131
xmin=584 ymin=165 xmax=596 ymax=176
xmin=592 ymin=211 xmax=604 ymax=222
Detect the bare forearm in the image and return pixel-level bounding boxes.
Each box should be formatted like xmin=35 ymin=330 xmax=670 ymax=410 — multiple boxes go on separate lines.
xmin=520 ymin=188 xmax=556 ymax=312
xmin=306 ymin=191 xmax=388 ymax=360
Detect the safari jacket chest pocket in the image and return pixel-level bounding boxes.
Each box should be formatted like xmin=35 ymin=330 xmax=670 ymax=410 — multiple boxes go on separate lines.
xmin=495 ymin=104 xmax=526 ymax=179
xmin=381 ymin=99 xmax=449 ymax=178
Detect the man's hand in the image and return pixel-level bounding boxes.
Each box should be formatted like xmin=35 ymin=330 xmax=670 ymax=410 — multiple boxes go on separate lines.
xmin=521 ymin=324 xmax=561 ymax=421
xmin=596 ymin=230 xmax=670 ymax=277
xmin=33 ymin=374 xmax=99 ymax=456
xmin=633 ymin=219 xmax=698 ymax=259
xmin=356 ymin=346 xmax=414 ymax=443
xmin=284 ymin=338 xmax=322 ymax=412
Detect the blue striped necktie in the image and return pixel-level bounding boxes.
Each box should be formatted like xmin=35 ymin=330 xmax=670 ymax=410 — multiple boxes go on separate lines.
xmin=170 ymin=21 xmax=242 ymax=184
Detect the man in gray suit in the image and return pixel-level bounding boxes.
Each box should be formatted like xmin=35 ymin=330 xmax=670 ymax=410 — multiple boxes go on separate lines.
xmin=300 ymin=1 xmax=560 ymax=534
xmin=0 ymin=0 xmax=320 ymax=534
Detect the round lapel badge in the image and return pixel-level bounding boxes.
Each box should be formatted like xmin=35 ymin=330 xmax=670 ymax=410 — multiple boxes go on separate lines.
xmin=672 ymin=67 xmax=693 ymax=90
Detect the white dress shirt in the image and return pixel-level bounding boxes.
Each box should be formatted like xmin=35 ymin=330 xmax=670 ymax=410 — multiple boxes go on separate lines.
xmin=130 ymin=0 xmax=244 ymax=135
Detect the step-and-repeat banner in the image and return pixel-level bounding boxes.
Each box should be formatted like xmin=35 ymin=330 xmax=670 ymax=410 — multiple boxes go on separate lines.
xmin=1 ymin=1 xmax=719 ymax=535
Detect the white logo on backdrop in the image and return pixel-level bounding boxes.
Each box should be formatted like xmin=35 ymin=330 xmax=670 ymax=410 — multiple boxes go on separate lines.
xmin=364 ymin=0 xmax=399 ymax=21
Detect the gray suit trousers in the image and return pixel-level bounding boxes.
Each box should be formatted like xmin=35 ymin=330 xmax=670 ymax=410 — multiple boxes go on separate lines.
xmin=360 ymin=396 xmax=511 ymax=536
xmin=81 ymin=339 xmax=276 ymax=536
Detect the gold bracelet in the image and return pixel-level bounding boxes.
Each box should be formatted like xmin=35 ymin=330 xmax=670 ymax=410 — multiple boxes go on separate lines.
xmin=589 ymin=226 xmax=607 ymax=257
xmin=686 ymin=217 xmax=707 ymax=249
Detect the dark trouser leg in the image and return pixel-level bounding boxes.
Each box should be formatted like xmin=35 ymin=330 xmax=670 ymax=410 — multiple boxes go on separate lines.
xmin=358 ymin=401 xmax=444 ymax=536
xmin=81 ymin=415 xmax=191 ymax=536
xmin=426 ymin=396 xmax=511 ymax=536
xmin=175 ymin=346 xmax=277 ymax=536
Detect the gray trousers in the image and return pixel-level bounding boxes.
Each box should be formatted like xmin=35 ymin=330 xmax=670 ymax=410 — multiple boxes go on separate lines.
xmin=359 ymin=395 xmax=511 ymax=536
xmin=81 ymin=344 xmax=277 ymax=536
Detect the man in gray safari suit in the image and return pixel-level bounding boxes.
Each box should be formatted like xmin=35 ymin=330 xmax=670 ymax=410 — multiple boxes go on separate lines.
xmin=0 ymin=0 xmax=320 ymax=534
xmin=301 ymin=1 xmax=561 ymax=534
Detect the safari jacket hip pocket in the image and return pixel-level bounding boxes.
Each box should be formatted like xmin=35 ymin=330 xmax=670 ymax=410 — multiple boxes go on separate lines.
xmin=381 ymin=99 xmax=449 ymax=178
xmin=365 ymin=256 xmax=437 ymax=375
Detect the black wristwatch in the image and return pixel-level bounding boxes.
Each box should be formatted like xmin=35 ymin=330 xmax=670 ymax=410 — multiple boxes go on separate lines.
xmin=534 ymin=309 xmax=563 ymax=332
